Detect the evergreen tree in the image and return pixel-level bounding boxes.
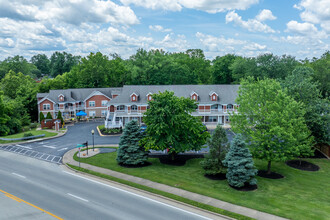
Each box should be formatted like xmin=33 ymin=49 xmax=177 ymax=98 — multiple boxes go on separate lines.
xmin=46 ymin=112 xmax=53 ymax=119
xmin=200 ymin=125 xmax=229 ymax=175
xmin=39 ymin=112 xmax=45 ymax=122
xmin=116 ymin=120 xmax=149 ymax=165
xmin=223 ymin=134 xmax=257 ymax=188
xmin=57 ymin=111 xmax=64 ymax=124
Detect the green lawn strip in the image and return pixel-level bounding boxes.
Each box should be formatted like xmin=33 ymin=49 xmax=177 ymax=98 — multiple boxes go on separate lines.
xmin=0 ymin=130 xmax=58 ymax=144
xmin=73 ymin=151 xmax=330 ymax=220
xmin=67 ymin=164 xmax=251 ymax=220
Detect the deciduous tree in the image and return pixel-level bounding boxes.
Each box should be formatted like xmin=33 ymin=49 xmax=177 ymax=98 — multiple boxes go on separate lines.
xmin=230 ymin=78 xmax=313 ymax=174
xmin=141 ymin=91 xmax=210 ymax=158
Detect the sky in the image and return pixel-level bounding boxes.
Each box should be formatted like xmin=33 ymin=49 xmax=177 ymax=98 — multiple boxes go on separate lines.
xmin=0 ymin=0 xmax=329 ymax=60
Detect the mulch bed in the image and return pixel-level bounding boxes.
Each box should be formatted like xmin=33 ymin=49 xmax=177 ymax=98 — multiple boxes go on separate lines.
xmin=100 ymin=131 xmax=122 ymax=136
xmin=230 ymin=183 xmax=258 ymax=191
xmin=257 ymin=170 xmax=284 ymax=179
xmin=204 ymin=173 xmax=226 ymax=180
xmin=286 ymin=160 xmax=320 ymax=171
xmin=150 ymin=154 xmax=204 ymax=166
xmin=119 ymin=161 xmax=152 ymax=168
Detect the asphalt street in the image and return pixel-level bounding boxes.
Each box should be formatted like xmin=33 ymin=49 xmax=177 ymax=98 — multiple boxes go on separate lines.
xmin=0 ymin=151 xmax=225 ymax=220
xmin=0 ymin=121 xmax=235 ymax=164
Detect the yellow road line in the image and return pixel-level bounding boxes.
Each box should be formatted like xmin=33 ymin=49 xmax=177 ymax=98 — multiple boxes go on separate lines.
xmin=0 ymin=189 xmax=63 ymax=220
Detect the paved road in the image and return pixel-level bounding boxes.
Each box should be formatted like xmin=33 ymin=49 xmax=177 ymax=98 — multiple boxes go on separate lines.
xmin=0 ymin=151 xmax=225 ymax=220
xmin=0 ymin=121 xmax=120 ymax=164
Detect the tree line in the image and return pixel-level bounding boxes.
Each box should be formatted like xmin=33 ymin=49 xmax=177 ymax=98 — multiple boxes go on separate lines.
xmin=0 ymin=49 xmax=329 ymax=145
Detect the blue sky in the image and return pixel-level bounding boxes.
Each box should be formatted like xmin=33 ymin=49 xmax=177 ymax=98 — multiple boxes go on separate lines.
xmin=0 ymin=0 xmax=329 ymax=60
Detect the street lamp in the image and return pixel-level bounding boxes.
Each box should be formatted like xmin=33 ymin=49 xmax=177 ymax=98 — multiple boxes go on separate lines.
xmin=91 ymin=129 xmax=95 ymax=151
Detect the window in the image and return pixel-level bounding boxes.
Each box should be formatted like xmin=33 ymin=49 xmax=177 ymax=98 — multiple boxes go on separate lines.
xmin=225 ymin=116 xmax=229 ymax=122
xmin=101 ymin=110 xmax=107 ymax=116
xmin=101 ymin=100 xmax=108 ymax=107
xmin=117 ymin=105 xmax=125 ymax=111
xmin=148 ymin=95 xmax=152 ymax=101
xmin=131 ymin=105 xmax=138 ymax=111
xmin=208 ymin=116 xmax=217 ymax=122
xmin=132 ymin=96 xmax=136 ymax=101
xmin=89 ymin=111 xmax=96 ymax=117
xmin=211 ymin=104 xmax=218 ymax=109
xmin=89 ymin=101 xmax=95 ymax=107
xmin=43 ymin=104 xmax=50 ymax=110
xmin=227 ymin=104 xmax=233 ymax=110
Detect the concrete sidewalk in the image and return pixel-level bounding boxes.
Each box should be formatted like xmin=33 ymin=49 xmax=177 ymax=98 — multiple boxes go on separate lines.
xmin=63 ymin=148 xmax=287 ymax=220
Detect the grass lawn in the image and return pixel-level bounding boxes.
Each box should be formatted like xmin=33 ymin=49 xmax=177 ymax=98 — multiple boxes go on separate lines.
xmin=74 ymin=151 xmax=330 ymax=220
xmin=0 ymin=130 xmax=58 ymax=144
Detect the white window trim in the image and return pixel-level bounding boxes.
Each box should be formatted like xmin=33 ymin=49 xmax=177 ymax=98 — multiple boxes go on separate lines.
xmin=43 ymin=104 xmax=50 ymax=110
xmin=89 ymin=111 xmax=96 ymax=117
xmin=101 ymin=100 xmax=108 ymax=107
xmin=89 ymin=101 xmax=95 ymax=107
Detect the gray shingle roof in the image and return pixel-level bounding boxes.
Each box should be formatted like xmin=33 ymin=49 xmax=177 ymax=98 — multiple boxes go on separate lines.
xmin=110 ymin=85 xmax=240 ymax=105
xmin=37 ymin=87 xmax=122 ymax=103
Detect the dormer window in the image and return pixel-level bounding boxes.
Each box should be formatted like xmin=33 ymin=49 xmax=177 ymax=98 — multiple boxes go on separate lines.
xmin=209 ymin=91 xmax=218 ymax=101
xmin=190 ymin=91 xmax=198 ymax=101
xmin=146 ymin=92 xmax=153 ymax=101
xmin=130 ymin=92 xmax=139 ymax=102
xmin=58 ymin=94 xmax=64 ymax=102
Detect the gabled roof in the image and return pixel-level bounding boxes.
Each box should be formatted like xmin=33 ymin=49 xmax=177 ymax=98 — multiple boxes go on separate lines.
xmin=84 ymin=90 xmax=111 ymax=102
xmin=130 ymin=92 xmax=139 ymax=97
xmin=209 ymin=91 xmax=218 ymax=96
xmin=37 ymin=87 xmax=122 ymax=104
xmin=37 ymin=96 xmax=56 ymax=104
xmin=110 ymin=85 xmax=239 ymax=105
xmin=190 ymin=91 xmax=198 ymax=96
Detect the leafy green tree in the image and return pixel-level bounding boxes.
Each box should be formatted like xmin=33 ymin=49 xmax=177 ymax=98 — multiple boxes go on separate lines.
xmin=46 ymin=112 xmax=53 ymax=119
xmin=230 ymin=78 xmax=313 ymax=174
xmin=0 ymin=92 xmax=10 ymax=135
xmin=39 ymin=112 xmax=45 ymax=122
xmin=50 ymin=51 xmax=80 ymax=77
xmin=223 ymin=134 xmax=257 ymax=188
xmin=57 ymin=111 xmax=64 ymax=124
xmin=200 ymin=124 xmax=229 ymax=175
xmin=116 ymin=120 xmax=149 ymax=165
xmin=212 ymin=54 xmax=238 ymax=84
xmin=231 ymin=54 xmax=299 ymax=83
xmin=282 ymin=66 xmax=329 ymax=144
xmin=30 ymin=54 xmax=50 ymax=76
xmin=141 ymin=91 xmax=210 ymax=158
xmin=0 ymin=55 xmax=38 ymax=79
xmin=309 ymin=51 xmax=330 ymax=98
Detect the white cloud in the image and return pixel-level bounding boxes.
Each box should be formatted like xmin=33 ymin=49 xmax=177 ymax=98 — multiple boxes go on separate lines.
xmin=196 ymin=32 xmax=267 ymax=57
xmin=286 ymin=20 xmax=317 ymax=34
xmin=294 ymin=0 xmax=330 ymax=33
xmin=0 ymin=0 xmax=139 ymax=26
xmin=226 ymin=10 xmax=276 ymax=33
xmin=0 ymin=38 xmax=15 ymax=48
xmin=255 ymin=9 xmax=276 ymax=21
xmin=155 ymin=34 xmax=188 ymax=50
xmin=149 ymin=25 xmax=172 ymax=32
xmin=120 ymin=0 xmax=259 ymax=13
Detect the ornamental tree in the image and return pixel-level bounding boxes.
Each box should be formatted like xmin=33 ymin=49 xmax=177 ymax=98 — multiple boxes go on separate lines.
xmin=46 ymin=112 xmax=53 ymax=119
xmin=39 ymin=112 xmax=45 ymax=122
xmin=116 ymin=120 xmax=149 ymax=165
xmin=141 ymin=91 xmax=210 ymax=158
xmin=200 ymin=124 xmax=229 ymax=175
xmin=57 ymin=111 xmax=64 ymax=124
xmin=230 ymin=77 xmax=313 ymax=174
xmin=223 ymin=134 xmax=257 ymax=188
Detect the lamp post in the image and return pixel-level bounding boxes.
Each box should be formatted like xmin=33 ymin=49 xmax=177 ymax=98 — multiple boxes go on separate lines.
xmin=91 ymin=129 xmax=95 ymax=151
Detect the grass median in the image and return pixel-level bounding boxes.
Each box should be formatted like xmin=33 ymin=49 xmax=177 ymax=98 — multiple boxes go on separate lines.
xmin=73 ymin=150 xmax=330 ymax=220
xmin=0 ymin=130 xmax=59 ymax=144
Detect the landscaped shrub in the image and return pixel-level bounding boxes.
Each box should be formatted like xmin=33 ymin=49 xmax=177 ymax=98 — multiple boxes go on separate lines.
xmin=29 ymin=123 xmax=38 ymax=129
xmin=23 ymin=132 xmax=34 ymax=137
xmin=57 ymin=111 xmax=64 ymax=124
xmin=223 ymin=134 xmax=257 ymax=188
xmin=46 ymin=112 xmax=53 ymax=119
xmin=39 ymin=112 xmax=45 ymax=122
xmin=116 ymin=120 xmax=149 ymax=166
xmin=200 ymin=124 xmax=229 ymax=175
xmin=22 ymin=126 xmax=31 ymax=132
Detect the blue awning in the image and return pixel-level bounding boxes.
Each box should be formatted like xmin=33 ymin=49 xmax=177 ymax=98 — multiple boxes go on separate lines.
xmin=76 ymin=111 xmax=87 ymax=116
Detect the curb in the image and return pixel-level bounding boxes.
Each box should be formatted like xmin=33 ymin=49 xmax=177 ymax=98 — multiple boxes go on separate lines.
xmin=62 ymin=149 xmax=233 ymax=220
xmin=0 ymin=129 xmax=68 ymax=146
xmin=97 ymin=126 xmax=122 ymax=137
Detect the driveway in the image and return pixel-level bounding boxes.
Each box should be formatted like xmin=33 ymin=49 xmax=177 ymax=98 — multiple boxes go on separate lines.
xmin=0 ymin=122 xmax=236 ymax=163
xmin=0 ymin=121 xmax=120 ymax=164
